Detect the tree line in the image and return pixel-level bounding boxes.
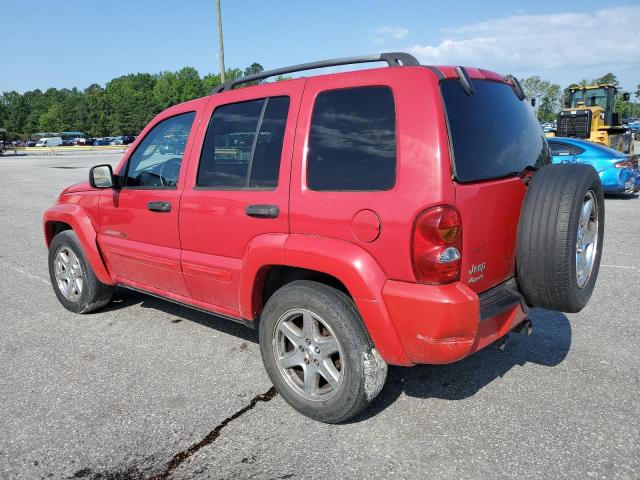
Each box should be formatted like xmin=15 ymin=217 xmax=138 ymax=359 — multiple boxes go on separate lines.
xmin=1 ymin=65 xmax=639 ymax=138
xmin=0 ymin=63 xmax=265 ymax=139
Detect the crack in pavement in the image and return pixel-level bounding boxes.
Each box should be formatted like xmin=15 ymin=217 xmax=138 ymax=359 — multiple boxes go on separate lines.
xmin=149 ymin=386 xmax=278 ymax=480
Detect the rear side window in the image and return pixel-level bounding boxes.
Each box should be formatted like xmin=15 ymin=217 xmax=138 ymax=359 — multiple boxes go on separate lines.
xmin=549 ymin=141 xmax=572 ymax=156
xmin=197 ymin=96 xmax=290 ymax=189
xmin=307 ymin=86 xmax=396 ymax=191
xmin=571 ymin=145 xmax=585 ymax=155
xmin=442 ymin=80 xmax=550 ymax=182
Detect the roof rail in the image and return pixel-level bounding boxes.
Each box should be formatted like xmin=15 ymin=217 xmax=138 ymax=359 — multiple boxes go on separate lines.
xmin=211 ymin=52 xmax=420 ymax=94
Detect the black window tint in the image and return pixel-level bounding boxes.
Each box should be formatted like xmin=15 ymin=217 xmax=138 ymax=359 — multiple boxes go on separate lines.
xmin=197 ymin=96 xmax=289 ymax=189
xmin=549 ymin=141 xmax=572 ymax=156
xmin=307 ymin=86 xmax=396 ymax=191
xmin=571 ymin=145 xmax=586 ymax=155
xmin=124 ymin=112 xmax=195 ymax=188
xmin=250 ymin=97 xmax=289 ymax=188
xmin=441 ymin=80 xmax=550 ymax=182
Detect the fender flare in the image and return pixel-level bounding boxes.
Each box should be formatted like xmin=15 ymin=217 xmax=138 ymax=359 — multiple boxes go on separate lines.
xmin=240 ymin=234 xmax=411 ymax=366
xmin=43 ymin=204 xmax=114 ymax=285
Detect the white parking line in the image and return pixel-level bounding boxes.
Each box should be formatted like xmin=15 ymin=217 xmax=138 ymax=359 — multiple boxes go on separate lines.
xmin=600 ymin=264 xmax=639 ymax=271
xmin=2 ymin=263 xmax=51 ymax=285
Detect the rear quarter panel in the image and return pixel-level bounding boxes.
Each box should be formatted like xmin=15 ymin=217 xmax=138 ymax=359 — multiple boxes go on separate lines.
xmin=289 ymin=66 xmax=454 ymax=283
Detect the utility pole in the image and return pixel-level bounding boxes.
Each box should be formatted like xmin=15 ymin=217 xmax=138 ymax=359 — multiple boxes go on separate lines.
xmin=216 ymin=0 xmax=226 ymax=83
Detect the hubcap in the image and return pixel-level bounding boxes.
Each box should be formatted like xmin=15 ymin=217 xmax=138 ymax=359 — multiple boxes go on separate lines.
xmin=54 ymin=246 xmax=84 ymax=301
xmin=576 ymin=190 xmax=599 ymax=288
xmin=272 ymin=309 xmax=344 ymax=402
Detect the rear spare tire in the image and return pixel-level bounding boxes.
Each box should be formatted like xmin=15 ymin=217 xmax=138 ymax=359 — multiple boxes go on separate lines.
xmin=517 ymin=163 xmax=604 ymax=313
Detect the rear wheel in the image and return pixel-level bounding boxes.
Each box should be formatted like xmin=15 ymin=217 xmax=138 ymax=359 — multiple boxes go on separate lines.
xmin=48 ymin=230 xmax=113 ymax=313
xmin=259 ymin=280 xmax=387 ymax=423
xmin=517 ymin=164 xmax=604 ymax=313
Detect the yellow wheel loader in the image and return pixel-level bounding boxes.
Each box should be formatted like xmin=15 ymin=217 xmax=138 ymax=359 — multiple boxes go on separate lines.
xmin=548 ymin=85 xmax=633 ymax=155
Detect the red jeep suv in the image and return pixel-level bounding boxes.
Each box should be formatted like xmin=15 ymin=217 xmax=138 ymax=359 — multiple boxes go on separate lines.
xmin=43 ymin=53 xmax=604 ymax=423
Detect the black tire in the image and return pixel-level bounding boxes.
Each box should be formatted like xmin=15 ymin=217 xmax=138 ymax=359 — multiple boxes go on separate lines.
xmin=517 ymin=163 xmax=604 ymax=313
xmin=259 ymin=280 xmax=387 ymax=423
xmin=48 ymin=230 xmax=113 ymax=313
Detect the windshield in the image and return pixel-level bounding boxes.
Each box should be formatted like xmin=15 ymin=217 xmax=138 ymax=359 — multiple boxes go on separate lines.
xmin=441 ymin=79 xmax=550 ymax=182
xmin=570 ymin=88 xmax=608 ymax=109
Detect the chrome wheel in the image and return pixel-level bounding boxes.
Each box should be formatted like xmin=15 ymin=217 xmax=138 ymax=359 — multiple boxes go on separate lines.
xmin=272 ymin=308 xmax=344 ymax=402
xmin=576 ymin=190 xmax=599 ymax=288
xmin=54 ymin=246 xmax=84 ymax=301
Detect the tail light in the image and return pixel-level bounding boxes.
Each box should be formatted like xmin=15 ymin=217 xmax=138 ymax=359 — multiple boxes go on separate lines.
xmin=614 ymin=161 xmax=632 ymax=169
xmin=412 ymin=205 xmax=462 ymax=284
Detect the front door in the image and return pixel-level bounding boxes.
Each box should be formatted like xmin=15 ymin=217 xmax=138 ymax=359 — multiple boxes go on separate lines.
xmin=179 ymin=80 xmax=305 ymax=315
xmin=98 ymin=104 xmax=203 ymax=296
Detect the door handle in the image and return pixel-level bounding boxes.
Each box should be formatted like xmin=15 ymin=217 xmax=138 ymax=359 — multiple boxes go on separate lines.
xmin=245 ymin=204 xmax=279 ymax=219
xmin=148 ymin=201 xmax=172 ymax=212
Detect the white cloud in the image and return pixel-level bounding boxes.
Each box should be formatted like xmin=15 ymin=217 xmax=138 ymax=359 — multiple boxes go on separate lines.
xmin=408 ymin=6 xmax=640 ymax=88
xmin=374 ymin=26 xmax=410 ymax=41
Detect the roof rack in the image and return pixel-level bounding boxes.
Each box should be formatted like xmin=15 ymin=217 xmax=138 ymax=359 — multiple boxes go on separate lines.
xmin=211 ymin=52 xmax=420 ymax=94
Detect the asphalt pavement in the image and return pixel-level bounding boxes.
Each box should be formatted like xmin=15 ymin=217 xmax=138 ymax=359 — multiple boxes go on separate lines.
xmin=0 ymin=152 xmax=638 ymax=479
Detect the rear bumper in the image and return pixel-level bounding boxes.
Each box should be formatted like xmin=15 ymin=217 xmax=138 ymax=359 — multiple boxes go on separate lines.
xmin=382 ymin=278 xmax=528 ymax=365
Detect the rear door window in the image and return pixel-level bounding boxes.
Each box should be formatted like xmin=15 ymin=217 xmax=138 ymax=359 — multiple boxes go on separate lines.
xmin=197 ymin=96 xmax=290 ymax=189
xmin=441 ymin=80 xmax=550 ymax=182
xmin=307 ymin=86 xmax=396 ymax=191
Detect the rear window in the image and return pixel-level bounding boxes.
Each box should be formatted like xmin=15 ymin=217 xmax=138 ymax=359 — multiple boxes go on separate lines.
xmin=441 ymin=80 xmax=550 ymax=182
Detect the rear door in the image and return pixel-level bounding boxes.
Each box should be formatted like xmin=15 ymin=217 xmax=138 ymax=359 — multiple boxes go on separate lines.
xmin=441 ymin=78 xmax=551 ymax=293
xmin=178 ymin=80 xmax=304 ymax=315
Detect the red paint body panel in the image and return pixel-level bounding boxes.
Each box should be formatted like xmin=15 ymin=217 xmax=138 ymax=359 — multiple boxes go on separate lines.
xmin=96 ymin=98 xmax=207 ymax=297
xmin=43 ymin=64 xmax=533 ymax=368
xmin=383 ymin=279 xmax=527 ymax=364
xmin=178 ymin=80 xmax=305 ymax=312
xmin=289 ymin=67 xmax=454 ymax=283
xmin=43 ymin=199 xmax=113 ymax=285
xmin=454 ymin=177 xmax=526 ymax=293
xmin=237 ymin=233 xmax=287 ymax=320
xmin=284 ymin=234 xmax=411 ymax=366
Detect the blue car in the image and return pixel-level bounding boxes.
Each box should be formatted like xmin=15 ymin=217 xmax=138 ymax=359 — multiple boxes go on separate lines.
xmin=548 ymin=137 xmax=640 ymax=194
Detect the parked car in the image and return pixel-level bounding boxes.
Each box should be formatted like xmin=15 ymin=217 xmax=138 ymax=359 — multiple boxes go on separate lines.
xmin=109 ymin=136 xmax=124 ymax=145
xmin=35 ymin=137 xmax=63 ymax=147
xmin=43 ymin=53 xmax=604 ymax=423
xmin=122 ymin=135 xmax=136 ymax=145
xmin=548 ymin=137 xmax=640 ymax=194
xmin=625 ymin=121 xmax=640 ymax=141
xmin=91 ymin=138 xmax=110 ymax=146
xmin=26 ymin=140 xmax=36 ymax=147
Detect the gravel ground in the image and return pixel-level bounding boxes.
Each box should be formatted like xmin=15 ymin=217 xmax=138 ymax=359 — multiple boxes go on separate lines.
xmin=0 ymin=152 xmax=638 ymax=480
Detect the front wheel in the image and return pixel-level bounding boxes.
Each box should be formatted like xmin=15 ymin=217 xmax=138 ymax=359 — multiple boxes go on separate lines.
xmin=48 ymin=230 xmax=113 ymax=313
xmin=259 ymin=280 xmax=387 ymax=423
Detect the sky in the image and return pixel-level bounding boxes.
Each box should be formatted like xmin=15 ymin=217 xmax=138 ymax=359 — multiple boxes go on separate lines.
xmin=1 ymin=0 xmax=639 ymax=94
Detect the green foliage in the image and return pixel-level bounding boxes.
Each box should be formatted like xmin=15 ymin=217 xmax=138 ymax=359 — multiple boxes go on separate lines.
xmin=591 ymin=73 xmax=619 ymax=87
xmin=0 ymin=63 xmax=262 ymax=137
xmin=520 ymin=76 xmax=561 ymax=122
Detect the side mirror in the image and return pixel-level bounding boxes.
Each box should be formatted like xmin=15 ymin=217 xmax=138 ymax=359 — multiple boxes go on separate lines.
xmin=623 ymin=92 xmax=631 ymax=102
xmin=89 ymin=164 xmax=114 ymax=188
